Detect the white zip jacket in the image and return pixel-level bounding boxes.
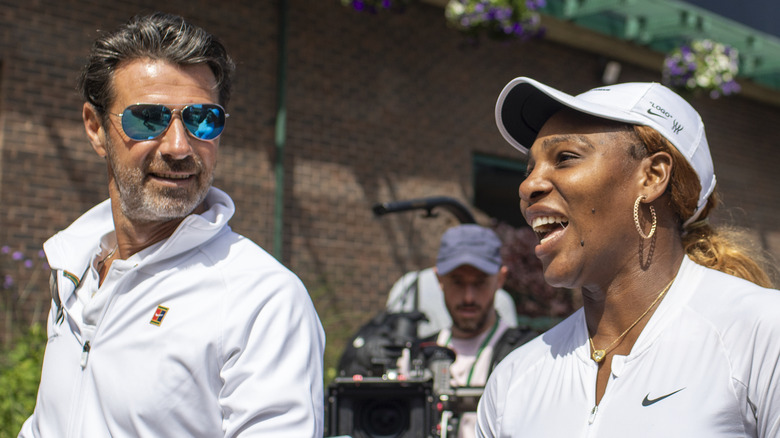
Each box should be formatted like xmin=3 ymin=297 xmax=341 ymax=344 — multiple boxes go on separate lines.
xmin=476 ymin=256 xmax=780 ymax=437
xmin=19 ymin=188 xmax=326 ymax=437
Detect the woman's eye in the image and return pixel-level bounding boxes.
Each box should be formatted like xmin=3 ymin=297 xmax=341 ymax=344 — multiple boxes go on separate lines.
xmin=557 ymin=152 xmax=578 ymax=164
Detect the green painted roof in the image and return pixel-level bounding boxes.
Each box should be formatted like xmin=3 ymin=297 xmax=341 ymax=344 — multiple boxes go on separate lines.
xmin=541 ymin=0 xmax=780 ymax=91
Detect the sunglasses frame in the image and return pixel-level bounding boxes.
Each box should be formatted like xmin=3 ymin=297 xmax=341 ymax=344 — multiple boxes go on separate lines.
xmin=108 ymin=103 xmax=229 ymax=141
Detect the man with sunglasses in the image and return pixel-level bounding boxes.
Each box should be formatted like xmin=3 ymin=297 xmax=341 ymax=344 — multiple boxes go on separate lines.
xmin=19 ymin=13 xmax=325 ymax=438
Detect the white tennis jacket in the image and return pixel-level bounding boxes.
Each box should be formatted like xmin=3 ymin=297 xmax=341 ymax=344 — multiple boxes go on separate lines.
xmin=19 ymin=188 xmax=325 ymax=437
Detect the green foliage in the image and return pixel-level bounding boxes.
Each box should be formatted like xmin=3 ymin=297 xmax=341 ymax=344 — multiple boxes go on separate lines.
xmin=2 ymin=245 xmax=50 ymax=346
xmin=309 ymin=281 xmax=365 ymax=387
xmin=0 ymin=324 xmax=45 ymax=438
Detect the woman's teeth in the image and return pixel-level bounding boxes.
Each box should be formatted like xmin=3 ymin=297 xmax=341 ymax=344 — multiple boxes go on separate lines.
xmin=531 ymin=216 xmax=569 ymax=244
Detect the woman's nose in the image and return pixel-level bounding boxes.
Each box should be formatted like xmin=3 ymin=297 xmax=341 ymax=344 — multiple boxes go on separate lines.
xmin=518 ymin=165 xmax=551 ymax=204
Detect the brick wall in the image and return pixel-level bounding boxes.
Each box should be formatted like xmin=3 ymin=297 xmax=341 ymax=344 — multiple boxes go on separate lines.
xmin=2 ymin=0 xmax=779 ymax=341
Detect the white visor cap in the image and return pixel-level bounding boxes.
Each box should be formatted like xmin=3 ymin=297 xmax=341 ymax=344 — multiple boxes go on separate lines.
xmin=495 ymin=77 xmax=716 ymax=226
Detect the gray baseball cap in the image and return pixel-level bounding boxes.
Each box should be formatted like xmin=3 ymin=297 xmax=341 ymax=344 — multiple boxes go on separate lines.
xmin=436 ymin=224 xmax=503 ymax=275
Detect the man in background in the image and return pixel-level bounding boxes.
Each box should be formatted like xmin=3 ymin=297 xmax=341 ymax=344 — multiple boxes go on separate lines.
xmin=386 ymin=226 xmax=518 ymax=338
xmin=20 ymin=13 xmax=324 ymax=437
xmin=419 ymin=225 xmax=535 ymax=438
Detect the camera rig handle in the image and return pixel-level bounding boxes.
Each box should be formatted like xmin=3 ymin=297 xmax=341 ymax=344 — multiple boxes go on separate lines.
xmin=372 ymin=196 xmax=477 ymax=225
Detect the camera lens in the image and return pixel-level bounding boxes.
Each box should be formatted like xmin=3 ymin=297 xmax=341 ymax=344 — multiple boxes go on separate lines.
xmin=360 ymin=399 xmax=408 ymax=438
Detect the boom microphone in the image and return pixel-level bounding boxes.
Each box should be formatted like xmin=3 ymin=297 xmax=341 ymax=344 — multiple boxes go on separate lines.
xmin=372 ymin=196 xmax=476 ymax=224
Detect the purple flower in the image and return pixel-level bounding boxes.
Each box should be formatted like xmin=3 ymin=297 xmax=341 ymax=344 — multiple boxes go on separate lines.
xmin=4 ymin=275 xmax=13 ymax=288
xmin=382 ymin=0 xmax=391 ymax=8
xmin=1 ymin=246 xmax=9 ymax=254
xmin=12 ymin=251 xmax=23 ymax=261
xmin=38 ymin=250 xmax=46 ymax=258
xmin=24 ymin=259 xmax=33 ymax=269
xmin=495 ymin=7 xmax=512 ymax=21
xmin=352 ymin=0 xmax=365 ymax=11
xmin=667 ymin=64 xmax=684 ymax=76
xmin=722 ymin=80 xmax=741 ymax=95
xmin=445 ymin=0 xmax=543 ymax=40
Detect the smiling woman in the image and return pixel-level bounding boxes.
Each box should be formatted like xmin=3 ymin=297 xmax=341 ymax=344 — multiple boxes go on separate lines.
xmin=475 ymin=77 xmax=780 ymax=438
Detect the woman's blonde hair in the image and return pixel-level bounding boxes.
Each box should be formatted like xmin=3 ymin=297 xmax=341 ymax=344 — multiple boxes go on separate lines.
xmin=633 ymin=125 xmax=776 ymax=288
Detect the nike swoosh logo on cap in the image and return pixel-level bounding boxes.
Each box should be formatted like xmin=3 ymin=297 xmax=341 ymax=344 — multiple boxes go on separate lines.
xmin=642 ymin=388 xmax=686 ymax=406
xmin=646 ymin=108 xmax=667 ymax=118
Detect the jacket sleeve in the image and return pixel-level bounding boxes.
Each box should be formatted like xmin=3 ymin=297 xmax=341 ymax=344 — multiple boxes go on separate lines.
xmin=218 ymin=269 xmax=325 ymax=437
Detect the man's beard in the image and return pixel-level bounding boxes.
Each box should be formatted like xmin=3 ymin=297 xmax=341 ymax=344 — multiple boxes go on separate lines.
xmin=104 ymin=136 xmax=214 ymax=222
xmin=452 ymin=305 xmax=493 ymax=336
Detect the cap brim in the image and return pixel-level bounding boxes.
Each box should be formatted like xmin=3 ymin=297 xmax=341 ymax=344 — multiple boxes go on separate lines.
xmin=495 ymin=77 xmax=649 ymax=156
xmin=437 ymin=254 xmax=501 ymax=276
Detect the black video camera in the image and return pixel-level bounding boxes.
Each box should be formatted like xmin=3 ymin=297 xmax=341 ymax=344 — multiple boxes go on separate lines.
xmin=326 ymin=312 xmax=482 ymax=437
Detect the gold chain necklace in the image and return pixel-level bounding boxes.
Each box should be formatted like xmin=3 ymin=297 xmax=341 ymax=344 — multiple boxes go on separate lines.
xmin=589 ymin=278 xmax=675 ymax=363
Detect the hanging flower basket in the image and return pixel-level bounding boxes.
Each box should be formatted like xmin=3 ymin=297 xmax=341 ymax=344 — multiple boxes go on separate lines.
xmin=341 ymin=0 xmax=410 ymax=13
xmin=662 ymin=39 xmax=741 ymax=98
xmin=445 ymin=0 xmax=546 ymax=41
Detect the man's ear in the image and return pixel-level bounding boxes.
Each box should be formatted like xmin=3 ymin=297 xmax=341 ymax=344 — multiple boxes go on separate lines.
xmin=496 ymin=265 xmax=508 ymax=289
xmin=83 ymin=102 xmax=108 ymax=158
xmin=639 ymin=151 xmax=672 ymax=203
xmin=434 ymin=266 xmax=447 ymax=290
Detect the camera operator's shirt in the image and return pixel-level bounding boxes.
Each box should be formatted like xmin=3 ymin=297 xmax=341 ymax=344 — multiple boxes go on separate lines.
xmin=437 ymin=318 xmax=512 ymax=438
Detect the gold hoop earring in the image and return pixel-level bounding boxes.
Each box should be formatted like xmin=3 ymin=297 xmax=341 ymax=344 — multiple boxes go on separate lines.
xmin=633 ymin=195 xmax=656 ymax=239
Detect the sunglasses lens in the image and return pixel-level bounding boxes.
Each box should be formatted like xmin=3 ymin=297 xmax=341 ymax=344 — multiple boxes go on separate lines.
xmin=121 ymin=105 xmax=172 ymax=140
xmin=182 ymin=104 xmax=226 ymax=140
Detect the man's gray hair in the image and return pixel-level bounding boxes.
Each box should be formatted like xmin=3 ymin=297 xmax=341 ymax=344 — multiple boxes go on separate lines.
xmin=77 ymin=12 xmax=235 ymax=116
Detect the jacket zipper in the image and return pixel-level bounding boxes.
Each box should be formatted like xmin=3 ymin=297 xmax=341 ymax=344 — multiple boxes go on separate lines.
xmin=588 ymin=405 xmax=598 ymax=424
xmin=66 ymin=262 xmax=129 ymax=437
xmin=80 ymin=341 xmax=91 ymax=368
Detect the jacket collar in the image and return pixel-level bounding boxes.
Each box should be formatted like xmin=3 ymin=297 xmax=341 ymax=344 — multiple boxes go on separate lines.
xmin=44 ymin=187 xmax=234 ymax=289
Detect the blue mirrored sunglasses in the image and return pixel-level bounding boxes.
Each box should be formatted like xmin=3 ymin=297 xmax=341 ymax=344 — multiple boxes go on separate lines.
xmin=110 ymin=103 xmax=228 ymax=141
